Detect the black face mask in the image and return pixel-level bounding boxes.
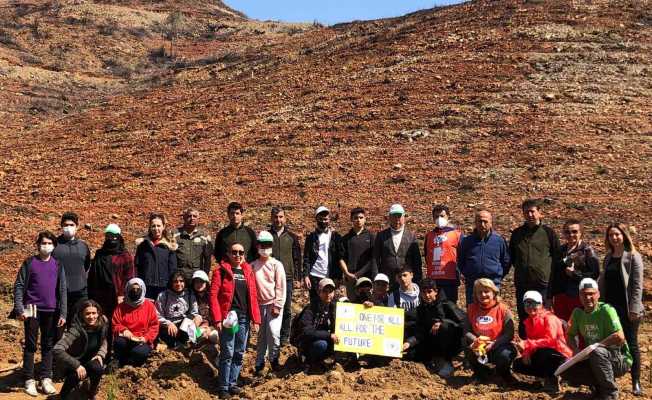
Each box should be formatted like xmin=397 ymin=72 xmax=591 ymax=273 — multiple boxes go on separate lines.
xmin=104 ymin=234 xmax=121 ymax=250
xmin=127 ymin=287 xmax=142 ymax=302
xmin=317 ymin=221 xmax=329 ymax=230
xmin=357 ymin=291 xmax=370 ymax=303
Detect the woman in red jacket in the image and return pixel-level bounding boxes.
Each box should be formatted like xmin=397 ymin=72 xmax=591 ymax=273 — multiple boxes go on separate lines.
xmin=513 ymin=291 xmax=572 ymax=393
xmin=111 ymin=278 xmax=159 ymax=367
xmin=210 ymin=243 xmax=260 ymax=399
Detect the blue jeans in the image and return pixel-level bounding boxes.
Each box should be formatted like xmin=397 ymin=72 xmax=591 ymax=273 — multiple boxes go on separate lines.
xmin=217 ymin=315 xmax=250 ymax=392
xmin=306 ymin=339 xmax=330 ymax=363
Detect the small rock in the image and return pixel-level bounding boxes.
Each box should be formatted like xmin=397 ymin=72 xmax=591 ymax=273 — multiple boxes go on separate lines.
xmin=543 ymin=93 xmax=555 ymax=101
xmin=110 ymin=213 xmax=119 ymax=219
xmin=83 ymin=223 xmax=92 ymax=230
xmin=12 ymin=238 xmax=24 ymax=244
xmin=393 ymin=163 xmax=403 ymax=170
xmin=629 ymin=225 xmax=637 ymax=235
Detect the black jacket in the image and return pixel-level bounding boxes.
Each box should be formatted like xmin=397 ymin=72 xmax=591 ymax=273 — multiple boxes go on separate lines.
xmin=373 ymin=227 xmax=423 ymax=284
xmin=298 ymin=300 xmax=336 ymax=348
xmin=549 ymin=241 xmax=600 ymax=297
xmin=302 ymin=229 xmax=343 ymax=280
xmin=214 ymin=224 xmax=257 ymax=263
xmin=409 ymin=293 xmax=465 ymax=347
xmin=135 ymin=237 xmax=178 ymax=289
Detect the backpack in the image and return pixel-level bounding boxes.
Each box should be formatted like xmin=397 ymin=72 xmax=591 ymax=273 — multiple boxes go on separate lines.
xmin=289 ymin=304 xmax=310 ymax=347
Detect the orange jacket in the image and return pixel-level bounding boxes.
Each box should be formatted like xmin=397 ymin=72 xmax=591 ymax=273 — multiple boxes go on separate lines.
xmin=467 ymin=301 xmax=509 ymax=341
xmin=425 ymin=227 xmax=461 ymax=281
xmin=522 ymin=309 xmax=572 ymax=359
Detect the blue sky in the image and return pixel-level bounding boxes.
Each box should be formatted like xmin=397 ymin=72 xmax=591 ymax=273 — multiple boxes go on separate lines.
xmin=225 ymin=1 xmax=464 ymax=25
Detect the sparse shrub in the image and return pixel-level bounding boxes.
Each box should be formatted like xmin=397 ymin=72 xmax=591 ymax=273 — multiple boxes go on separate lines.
xmin=98 ymin=18 xmax=119 ymax=36
xmin=0 ymin=29 xmax=18 ymax=48
xmin=126 ymin=27 xmax=150 ymax=38
xmin=149 ymin=45 xmax=175 ymax=64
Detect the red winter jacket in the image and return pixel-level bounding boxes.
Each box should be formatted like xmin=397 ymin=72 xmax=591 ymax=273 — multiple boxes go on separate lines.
xmin=209 ymin=260 xmax=261 ymax=325
xmin=111 ymin=300 xmax=160 ymax=346
xmin=522 ymin=309 xmax=572 ymax=359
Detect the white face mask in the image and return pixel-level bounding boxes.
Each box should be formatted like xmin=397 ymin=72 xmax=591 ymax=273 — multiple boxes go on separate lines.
xmin=39 ymin=244 xmax=54 ymax=256
xmin=436 ymin=217 xmax=448 ymax=228
xmin=258 ymin=248 xmax=272 ymax=257
xmin=62 ymin=226 xmax=77 ymax=238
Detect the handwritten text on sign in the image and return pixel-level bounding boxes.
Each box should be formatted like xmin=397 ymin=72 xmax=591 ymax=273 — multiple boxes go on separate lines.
xmin=334 ymin=303 xmax=404 ymax=357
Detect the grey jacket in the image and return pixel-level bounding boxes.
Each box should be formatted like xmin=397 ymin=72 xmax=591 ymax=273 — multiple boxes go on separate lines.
xmin=155 ymin=289 xmax=199 ymax=325
xmin=599 ymin=250 xmax=644 ymax=316
xmin=13 ymin=256 xmax=68 ymax=320
xmin=53 ymin=235 xmax=91 ymax=293
xmin=53 ymin=315 xmax=109 ymax=370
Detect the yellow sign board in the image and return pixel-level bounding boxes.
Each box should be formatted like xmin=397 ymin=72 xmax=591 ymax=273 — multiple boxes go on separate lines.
xmin=334 ymin=303 xmax=405 ymax=357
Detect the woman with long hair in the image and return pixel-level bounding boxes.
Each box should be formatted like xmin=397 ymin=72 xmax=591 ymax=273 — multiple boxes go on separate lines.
xmin=135 ymin=213 xmax=178 ymax=300
xmin=599 ymin=223 xmax=644 ymax=396
xmin=54 ymin=299 xmax=109 ymax=399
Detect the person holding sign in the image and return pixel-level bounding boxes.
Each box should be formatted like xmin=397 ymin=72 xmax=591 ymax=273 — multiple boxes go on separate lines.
xmin=405 ymin=279 xmax=465 ymax=377
xmin=512 ymin=291 xmax=572 ymax=393
xmin=388 ymin=267 xmax=420 ymax=359
xmin=424 ymin=205 xmax=462 ymax=303
xmin=560 ymin=278 xmax=631 ymax=400
xmin=463 ymin=278 xmax=517 ymax=384
xmin=295 ymin=278 xmax=338 ymax=372
xmin=368 ymin=274 xmax=391 ymax=306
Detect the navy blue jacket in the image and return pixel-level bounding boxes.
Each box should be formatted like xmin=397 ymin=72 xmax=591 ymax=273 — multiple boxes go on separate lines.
xmin=135 ymin=237 xmax=178 ymax=289
xmin=457 ymin=230 xmax=510 ymax=285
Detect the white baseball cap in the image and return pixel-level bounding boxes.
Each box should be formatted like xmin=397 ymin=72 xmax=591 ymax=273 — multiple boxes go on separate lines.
xmin=373 ymin=273 xmax=390 ymax=283
xmin=579 ymin=278 xmax=598 ymax=291
xmin=257 ymin=230 xmax=274 ymax=243
xmin=318 ymin=278 xmax=336 ymax=291
xmin=523 ymin=290 xmax=543 ymax=304
xmin=388 ymin=204 xmax=405 ymax=216
xmin=315 ymin=206 xmax=330 ymax=216
xmin=192 ymin=270 xmax=209 ymax=283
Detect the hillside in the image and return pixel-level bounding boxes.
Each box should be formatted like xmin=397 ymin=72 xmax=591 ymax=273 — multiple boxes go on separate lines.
xmin=0 ymin=0 xmax=651 ymax=398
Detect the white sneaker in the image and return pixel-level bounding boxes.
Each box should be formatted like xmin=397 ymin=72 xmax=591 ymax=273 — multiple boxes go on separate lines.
xmin=24 ymin=379 xmax=38 ymax=396
xmin=40 ymin=378 xmax=57 ymax=395
xmin=437 ymin=361 xmax=454 ymax=378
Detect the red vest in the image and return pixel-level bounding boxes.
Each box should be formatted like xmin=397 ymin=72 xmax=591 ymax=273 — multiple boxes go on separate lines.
xmin=425 ymin=227 xmax=461 ymax=281
xmin=467 ymin=301 xmax=509 ymax=341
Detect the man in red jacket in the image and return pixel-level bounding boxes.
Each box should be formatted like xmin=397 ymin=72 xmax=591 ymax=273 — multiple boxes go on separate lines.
xmin=210 ymin=243 xmax=260 ymax=399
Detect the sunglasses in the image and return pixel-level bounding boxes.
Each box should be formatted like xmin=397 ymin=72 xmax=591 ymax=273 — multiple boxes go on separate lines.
xmin=231 ymin=250 xmax=245 ymax=256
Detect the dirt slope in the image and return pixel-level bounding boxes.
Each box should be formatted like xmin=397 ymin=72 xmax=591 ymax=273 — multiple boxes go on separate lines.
xmin=0 ymin=0 xmax=651 ymax=399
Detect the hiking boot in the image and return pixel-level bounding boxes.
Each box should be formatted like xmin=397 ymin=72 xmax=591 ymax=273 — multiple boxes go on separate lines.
xmin=40 ymin=378 xmax=57 ymax=395
xmin=437 ymin=361 xmax=454 ymax=378
xmin=229 ymin=385 xmax=242 ymax=395
xmin=254 ymin=364 xmax=265 ymax=376
xmin=24 ymin=379 xmax=38 ymax=397
xmin=543 ymin=376 xmax=560 ymax=394
xmin=217 ymin=390 xmax=232 ymax=399
xmin=270 ymin=359 xmax=281 ymax=371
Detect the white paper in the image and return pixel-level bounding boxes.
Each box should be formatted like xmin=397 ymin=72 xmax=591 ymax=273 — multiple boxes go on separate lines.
xmin=554 ymin=343 xmax=601 ymax=376
xmin=179 ymin=318 xmax=198 ymax=343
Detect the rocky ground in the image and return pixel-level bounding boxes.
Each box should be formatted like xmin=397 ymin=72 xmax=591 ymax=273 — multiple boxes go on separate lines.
xmin=0 ymin=0 xmax=650 ymax=398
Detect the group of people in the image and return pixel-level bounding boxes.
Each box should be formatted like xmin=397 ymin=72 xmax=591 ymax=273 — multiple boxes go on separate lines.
xmin=11 ymin=199 xmax=645 ymax=399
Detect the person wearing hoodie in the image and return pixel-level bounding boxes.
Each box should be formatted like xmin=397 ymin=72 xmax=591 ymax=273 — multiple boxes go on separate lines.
xmin=156 ymin=271 xmax=201 ymax=349
xmin=209 ymin=242 xmax=261 ymax=399
xmin=549 ymin=219 xmax=600 ymax=322
xmin=53 ymin=211 xmax=91 ymax=322
xmin=111 ymin=278 xmax=159 ymax=367
xmin=464 ymin=278 xmax=517 ymax=384
xmin=54 ymin=300 xmax=108 ymax=400
xmin=424 ymin=205 xmax=462 ymax=303
xmin=388 ymin=266 xmax=420 ymax=359
xmin=512 ymin=291 xmax=572 ymax=393
xmin=404 ymin=279 xmax=465 ymax=377
xmin=252 ymin=231 xmax=287 ymax=374
xmin=191 ymin=270 xmax=219 ymax=344
xmin=135 ymin=213 xmax=178 ymax=300
xmin=88 ymin=224 xmax=134 ymax=329
xmin=13 ymin=230 xmax=67 ymax=397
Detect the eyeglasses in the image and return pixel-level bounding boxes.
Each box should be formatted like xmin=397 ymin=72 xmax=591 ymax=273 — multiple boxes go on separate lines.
xmin=524 ymin=300 xmax=541 ymax=307
xmin=231 ymin=250 xmax=245 ymax=256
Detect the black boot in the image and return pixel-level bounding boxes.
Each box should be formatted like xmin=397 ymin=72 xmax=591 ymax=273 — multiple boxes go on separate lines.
xmin=632 ymin=379 xmax=642 ymax=396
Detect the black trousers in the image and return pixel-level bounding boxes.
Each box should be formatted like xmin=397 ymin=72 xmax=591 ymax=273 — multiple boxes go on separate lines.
xmin=418 ymin=324 xmax=463 ymax=362
xmin=158 ymin=322 xmax=190 ymax=348
xmin=66 ymin=289 xmax=88 ymax=327
xmin=308 ymin=275 xmax=322 ymax=306
xmin=280 ymin=279 xmax=293 ymax=343
xmin=466 ymin=342 xmax=517 ymax=378
xmin=113 ymin=336 xmax=152 ymax=367
xmin=614 ymin=306 xmax=640 ymax=381
xmin=513 ymin=348 xmax=566 ymax=378
xmin=23 ymin=311 xmax=58 ymax=379
xmin=60 ymin=358 xmax=104 ymax=398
